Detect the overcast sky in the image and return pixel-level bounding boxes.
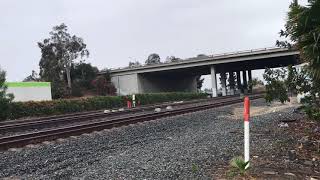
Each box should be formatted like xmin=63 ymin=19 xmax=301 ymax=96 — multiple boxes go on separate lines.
xmin=0 ymin=0 xmax=303 ymax=86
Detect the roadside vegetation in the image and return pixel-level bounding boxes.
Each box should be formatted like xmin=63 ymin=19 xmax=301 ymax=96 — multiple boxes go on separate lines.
xmin=227 ymin=156 xmax=250 ymax=178
xmin=22 ymin=23 xmax=116 ymax=99
xmin=265 ymin=0 xmax=320 ymax=121
xmin=0 ymin=92 xmax=206 ymax=121
xmin=0 ymin=68 xmax=14 ymax=120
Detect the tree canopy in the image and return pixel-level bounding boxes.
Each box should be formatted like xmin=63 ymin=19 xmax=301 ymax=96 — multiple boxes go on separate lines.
xmin=38 ymin=23 xmax=89 ymax=92
xmin=145 ymin=53 xmax=161 ymax=65
xmin=277 ymin=0 xmax=320 ymax=79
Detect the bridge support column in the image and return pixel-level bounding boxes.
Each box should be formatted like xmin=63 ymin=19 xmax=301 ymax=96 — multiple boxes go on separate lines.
xmin=221 ymin=72 xmax=227 ymax=96
xmin=242 ymin=70 xmax=248 ymax=93
xmin=210 ymin=66 xmax=218 ymax=97
xmin=236 ymin=71 xmax=241 ymax=94
xmin=248 ymin=70 xmax=252 ymax=93
xmin=229 ymin=71 xmax=235 ymax=95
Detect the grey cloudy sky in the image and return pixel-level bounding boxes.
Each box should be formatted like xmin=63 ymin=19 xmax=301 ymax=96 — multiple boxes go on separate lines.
xmin=0 ymin=0 xmax=302 ymax=85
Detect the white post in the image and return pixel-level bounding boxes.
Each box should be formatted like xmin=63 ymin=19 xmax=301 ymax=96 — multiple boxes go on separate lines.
xmin=244 ymin=120 xmax=249 ymax=167
xmin=221 ymin=72 xmax=227 ymax=96
xmin=132 ymin=94 xmax=136 ymax=108
xmin=244 ymin=96 xmax=250 ymax=168
xmin=210 ymin=66 xmax=217 ymax=97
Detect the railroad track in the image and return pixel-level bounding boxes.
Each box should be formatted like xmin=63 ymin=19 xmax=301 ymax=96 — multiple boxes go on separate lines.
xmin=0 ymin=94 xmax=240 ymax=134
xmin=0 ymin=94 xmax=264 ymax=150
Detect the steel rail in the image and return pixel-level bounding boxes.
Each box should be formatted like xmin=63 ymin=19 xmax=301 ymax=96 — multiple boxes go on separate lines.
xmin=0 ymin=94 xmax=263 ymax=150
xmin=0 ymin=94 xmax=241 ymax=132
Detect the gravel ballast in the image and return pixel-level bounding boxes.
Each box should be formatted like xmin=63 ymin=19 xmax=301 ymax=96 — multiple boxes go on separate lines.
xmin=0 ymin=99 xmax=302 ymax=179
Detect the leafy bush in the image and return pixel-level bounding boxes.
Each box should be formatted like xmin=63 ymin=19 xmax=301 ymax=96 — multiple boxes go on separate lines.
xmin=4 ymin=92 xmax=206 ymax=120
xmin=263 ymin=67 xmax=290 ymax=103
xmin=92 ymin=75 xmax=116 ymax=96
xmin=51 ymin=81 xmax=68 ymax=99
xmin=0 ymin=68 xmax=14 ymax=120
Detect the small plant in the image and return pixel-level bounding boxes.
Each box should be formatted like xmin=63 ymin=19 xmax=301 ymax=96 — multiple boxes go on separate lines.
xmin=228 ymin=156 xmax=249 ymax=177
xmin=191 ymin=163 xmax=198 ymax=173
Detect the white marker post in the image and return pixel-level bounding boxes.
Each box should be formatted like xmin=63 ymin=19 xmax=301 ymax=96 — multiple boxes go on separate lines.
xmin=132 ymin=94 xmax=136 ymax=108
xmin=243 ymin=96 xmax=250 ymax=169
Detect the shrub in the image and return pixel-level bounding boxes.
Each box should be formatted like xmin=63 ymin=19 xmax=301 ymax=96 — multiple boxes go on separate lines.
xmin=4 ymin=92 xmax=207 ymax=120
xmin=0 ymin=68 xmax=14 ymax=120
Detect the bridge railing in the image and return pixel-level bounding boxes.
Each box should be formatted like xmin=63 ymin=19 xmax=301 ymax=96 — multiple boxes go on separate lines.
xmin=109 ymin=47 xmax=288 ymax=71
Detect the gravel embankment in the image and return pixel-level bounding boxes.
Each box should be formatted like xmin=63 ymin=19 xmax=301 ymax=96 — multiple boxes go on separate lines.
xmin=0 ymin=98 xmax=302 ymax=179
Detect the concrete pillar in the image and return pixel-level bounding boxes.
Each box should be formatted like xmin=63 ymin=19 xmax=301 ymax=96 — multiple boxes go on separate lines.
xmin=210 ymin=66 xmax=218 ymax=97
xmin=242 ymin=70 xmax=248 ymax=93
xmin=221 ymin=72 xmax=227 ymax=96
xmin=248 ymin=70 xmax=252 ymax=93
xmin=236 ymin=71 xmax=241 ymax=93
xmin=229 ymin=71 xmax=235 ymax=95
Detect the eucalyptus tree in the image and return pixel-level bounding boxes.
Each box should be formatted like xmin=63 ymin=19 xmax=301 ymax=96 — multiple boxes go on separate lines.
xmin=38 ymin=23 xmax=89 ymax=93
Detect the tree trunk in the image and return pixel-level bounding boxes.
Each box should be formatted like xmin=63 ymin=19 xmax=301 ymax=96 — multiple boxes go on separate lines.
xmin=66 ymin=67 xmax=72 ymax=91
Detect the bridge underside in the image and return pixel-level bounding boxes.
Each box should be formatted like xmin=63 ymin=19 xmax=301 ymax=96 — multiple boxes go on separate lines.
xmin=111 ymin=53 xmax=299 ymax=95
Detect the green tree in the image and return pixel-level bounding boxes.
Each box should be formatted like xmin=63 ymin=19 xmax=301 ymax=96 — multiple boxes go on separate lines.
xmin=263 ymin=67 xmax=290 ymax=103
xmin=249 ymin=78 xmax=264 ymax=87
xmin=128 ymin=61 xmax=142 ymax=68
xmin=166 ymin=56 xmax=182 ymax=63
xmin=196 ymin=76 xmax=204 ymax=90
xmin=277 ymin=0 xmax=320 ymax=79
xmin=145 ymin=53 xmax=161 ymax=65
xmin=0 ymin=68 xmax=14 ymax=120
xmin=92 ymin=70 xmax=116 ymax=96
xmin=23 ymin=70 xmax=40 ymax=82
xmin=269 ymin=0 xmax=320 ymax=120
xmin=71 ymin=62 xmax=98 ymax=89
xmin=38 ymin=23 xmax=89 ymax=94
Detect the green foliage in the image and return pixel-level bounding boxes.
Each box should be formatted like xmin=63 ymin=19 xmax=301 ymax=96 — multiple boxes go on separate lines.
xmin=228 ymin=156 xmax=249 ymax=177
xmin=263 ymin=67 xmax=290 ymax=103
xmin=196 ymin=76 xmax=204 ymax=90
xmin=248 ymin=77 xmax=264 ymax=88
xmin=274 ymin=1 xmax=320 ymax=121
xmin=166 ymin=56 xmax=182 ymax=63
xmin=191 ymin=163 xmax=199 ymax=173
xmin=227 ymin=72 xmax=237 ymax=90
xmin=23 ymin=70 xmax=40 ymax=82
xmin=277 ymin=0 xmax=320 ymax=79
xmin=71 ymin=62 xmax=98 ymax=90
xmin=38 ymin=23 xmax=89 ymax=94
xmin=3 ymin=92 xmax=206 ymax=120
xmin=92 ymin=73 xmax=116 ymax=96
xmin=145 ymin=53 xmax=161 ymax=65
xmin=0 ymin=68 xmax=14 ymax=120
xmin=51 ymin=81 xmax=68 ymax=99
xmin=128 ymin=61 xmax=142 ymax=68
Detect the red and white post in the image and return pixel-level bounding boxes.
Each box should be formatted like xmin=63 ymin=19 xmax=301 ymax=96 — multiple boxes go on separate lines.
xmin=243 ymin=96 xmax=250 ymax=168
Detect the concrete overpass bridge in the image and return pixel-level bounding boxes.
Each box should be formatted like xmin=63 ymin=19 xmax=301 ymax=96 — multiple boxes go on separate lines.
xmin=106 ymin=47 xmax=300 ymax=97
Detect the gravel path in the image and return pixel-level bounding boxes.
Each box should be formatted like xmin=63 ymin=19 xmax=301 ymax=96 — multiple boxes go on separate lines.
xmin=0 ymin=98 xmax=302 ymax=179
